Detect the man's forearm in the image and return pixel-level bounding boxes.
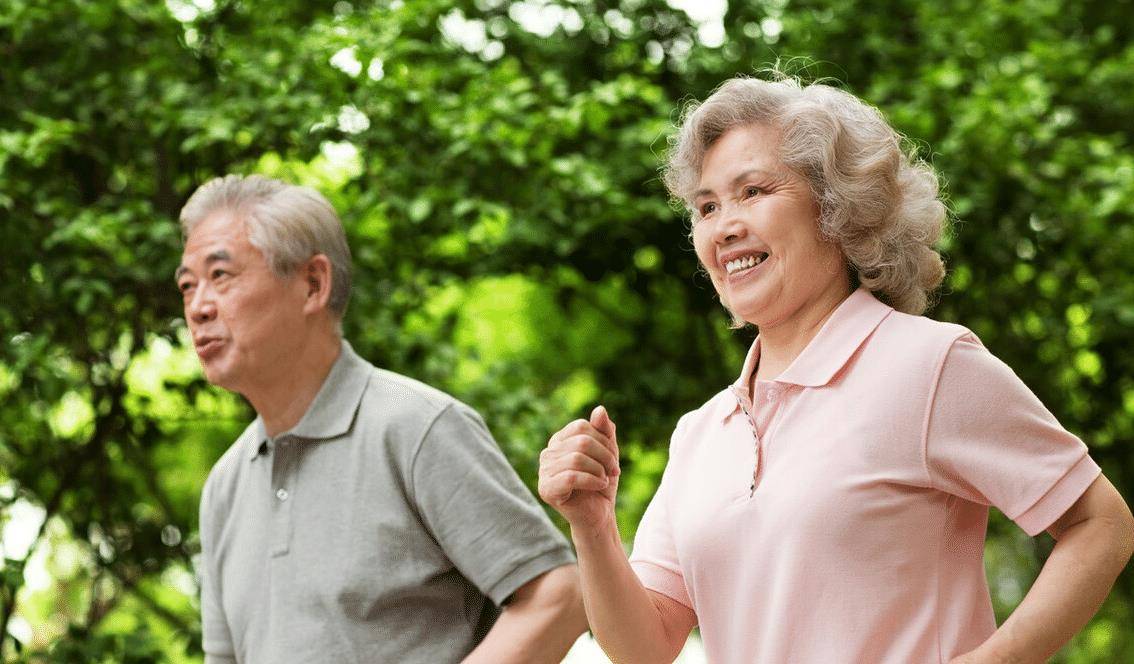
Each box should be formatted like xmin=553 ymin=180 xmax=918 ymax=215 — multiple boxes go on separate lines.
xmin=463 ymin=564 xmax=587 ymax=664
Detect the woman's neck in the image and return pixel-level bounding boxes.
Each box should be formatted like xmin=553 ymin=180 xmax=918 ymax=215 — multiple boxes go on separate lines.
xmin=752 ymin=285 xmax=853 ymax=385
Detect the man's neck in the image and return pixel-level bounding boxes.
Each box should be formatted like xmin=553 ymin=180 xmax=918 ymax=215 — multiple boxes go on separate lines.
xmin=246 ymin=333 xmax=343 ymax=438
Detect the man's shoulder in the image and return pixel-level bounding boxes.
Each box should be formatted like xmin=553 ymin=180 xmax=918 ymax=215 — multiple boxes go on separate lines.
xmin=357 ymin=367 xmax=479 ymax=441
xmin=367 ymin=367 xmax=457 ymax=408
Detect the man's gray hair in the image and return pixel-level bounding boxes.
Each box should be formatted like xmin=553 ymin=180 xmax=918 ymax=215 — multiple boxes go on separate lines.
xmin=179 ymin=174 xmax=353 ymax=319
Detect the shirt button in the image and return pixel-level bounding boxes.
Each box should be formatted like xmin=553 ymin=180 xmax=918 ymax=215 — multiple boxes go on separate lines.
xmin=276 ymin=488 xmax=289 ymax=501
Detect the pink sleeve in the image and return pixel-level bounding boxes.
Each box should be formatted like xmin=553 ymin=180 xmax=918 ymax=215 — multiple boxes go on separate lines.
xmin=628 ymin=416 xmax=694 ymax=609
xmin=924 ymin=334 xmax=1100 ymax=536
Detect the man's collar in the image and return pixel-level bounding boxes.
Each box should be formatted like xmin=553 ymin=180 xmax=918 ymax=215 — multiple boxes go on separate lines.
xmin=247 ymin=340 xmax=372 ymax=460
xmin=722 ymin=288 xmax=892 ymax=421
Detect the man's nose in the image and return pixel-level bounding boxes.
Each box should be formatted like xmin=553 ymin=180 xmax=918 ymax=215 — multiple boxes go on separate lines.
xmin=186 ymin=285 xmax=217 ymax=324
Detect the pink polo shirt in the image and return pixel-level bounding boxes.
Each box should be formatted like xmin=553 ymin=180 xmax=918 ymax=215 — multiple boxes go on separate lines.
xmin=629 ymin=288 xmax=1100 ymax=663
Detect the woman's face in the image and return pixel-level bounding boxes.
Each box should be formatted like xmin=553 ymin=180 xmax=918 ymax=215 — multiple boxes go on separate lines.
xmin=691 ymin=123 xmax=849 ymax=328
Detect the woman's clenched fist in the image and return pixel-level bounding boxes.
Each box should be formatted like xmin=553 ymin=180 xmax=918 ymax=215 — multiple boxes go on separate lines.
xmin=538 ymin=405 xmax=621 ymax=532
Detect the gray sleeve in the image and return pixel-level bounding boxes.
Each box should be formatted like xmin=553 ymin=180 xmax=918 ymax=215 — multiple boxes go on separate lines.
xmin=409 ymin=403 xmax=575 ymax=606
xmin=199 ymin=476 xmax=236 ymax=658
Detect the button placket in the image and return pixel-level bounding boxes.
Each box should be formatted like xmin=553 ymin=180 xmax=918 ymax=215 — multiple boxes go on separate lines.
xmin=269 ymin=439 xmax=296 ymax=557
xmin=730 ymin=386 xmax=763 ymax=498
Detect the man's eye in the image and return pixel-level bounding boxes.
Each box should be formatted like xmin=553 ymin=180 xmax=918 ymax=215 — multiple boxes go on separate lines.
xmin=743 ymin=185 xmax=763 ymax=198
xmin=210 ymin=269 xmax=228 ymax=280
xmin=179 ymin=282 xmax=193 ymax=293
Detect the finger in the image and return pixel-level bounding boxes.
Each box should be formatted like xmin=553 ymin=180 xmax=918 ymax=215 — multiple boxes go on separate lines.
xmin=557 ymin=434 xmax=618 ymax=477
xmin=550 ymin=420 xmax=612 ymax=452
xmin=552 ymin=449 xmax=607 ymax=479
xmin=548 ymin=419 xmax=588 ymax=449
xmin=590 ymin=405 xmax=615 ymax=438
xmin=587 ymin=407 xmax=621 ymax=470
xmin=539 ymin=470 xmax=608 ymax=505
xmin=550 ymin=419 xmax=620 ymax=474
xmin=555 ymin=469 xmax=609 ymax=494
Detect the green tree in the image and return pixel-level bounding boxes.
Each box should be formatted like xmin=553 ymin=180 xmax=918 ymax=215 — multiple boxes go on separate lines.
xmin=1 ymin=0 xmax=1131 ymax=660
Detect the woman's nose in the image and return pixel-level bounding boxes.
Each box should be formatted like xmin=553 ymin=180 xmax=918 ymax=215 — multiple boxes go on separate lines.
xmin=713 ymin=205 xmax=747 ymax=245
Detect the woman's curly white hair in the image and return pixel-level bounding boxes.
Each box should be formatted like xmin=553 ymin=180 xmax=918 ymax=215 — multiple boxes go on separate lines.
xmin=664 ymin=75 xmax=947 ymax=316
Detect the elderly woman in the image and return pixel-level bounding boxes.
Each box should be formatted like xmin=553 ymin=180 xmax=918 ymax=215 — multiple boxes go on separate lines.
xmin=537 ymin=77 xmax=1134 ymax=663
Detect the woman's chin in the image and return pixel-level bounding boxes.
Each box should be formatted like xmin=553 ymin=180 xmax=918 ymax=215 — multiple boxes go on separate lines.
xmin=724 ymin=292 xmax=775 ymax=326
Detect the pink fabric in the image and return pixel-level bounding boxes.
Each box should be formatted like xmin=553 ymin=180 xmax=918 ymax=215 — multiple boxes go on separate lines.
xmin=629 ymin=288 xmax=1100 ymax=663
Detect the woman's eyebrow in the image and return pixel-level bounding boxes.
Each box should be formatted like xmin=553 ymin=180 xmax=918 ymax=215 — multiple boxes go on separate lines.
xmin=693 ymin=168 xmax=778 ymax=199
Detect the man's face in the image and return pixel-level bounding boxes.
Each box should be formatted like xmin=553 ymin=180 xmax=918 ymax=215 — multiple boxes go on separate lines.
xmin=176 ymin=212 xmax=309 ymax=393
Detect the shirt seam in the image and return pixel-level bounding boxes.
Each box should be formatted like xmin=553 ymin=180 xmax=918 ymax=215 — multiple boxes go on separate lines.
xmin=406 ymin=402 xmax=458 ymax=514
xmin=932 ymin=494 xmax=952 ymax=663
xmin=919 ymin=331 xmax=972 ymax=491
xmin=919 ymin=330 xmax=970 ymax=663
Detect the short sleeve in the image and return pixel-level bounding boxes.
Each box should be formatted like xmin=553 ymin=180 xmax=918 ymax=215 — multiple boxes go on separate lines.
xmin=925 ymin=333 xmax=1101 ymax=536
xmin=410 ymin=403 xmax=575 ymax=606
xmin=628 ymin=415 xmax=694 ymax=610
xmin=198 ymin=476 xmax=236 ymax=659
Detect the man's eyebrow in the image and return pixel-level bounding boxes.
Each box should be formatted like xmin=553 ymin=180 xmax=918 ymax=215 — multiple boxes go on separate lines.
xmin=174 ymin=250 xmax=232 ymax=281
xmin=205 ymin=250 xmax=232 ymax=265
xmin=693 ymin=168 xmax=777 ymax=200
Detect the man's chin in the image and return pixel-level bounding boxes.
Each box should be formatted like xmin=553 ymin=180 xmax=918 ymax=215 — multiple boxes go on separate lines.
xmin=201 ymin=362 xmax=238 ymax=391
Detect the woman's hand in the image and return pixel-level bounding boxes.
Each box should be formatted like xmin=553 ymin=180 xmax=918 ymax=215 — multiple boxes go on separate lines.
xmin=538 ymin=405 xmax=621 ymax=533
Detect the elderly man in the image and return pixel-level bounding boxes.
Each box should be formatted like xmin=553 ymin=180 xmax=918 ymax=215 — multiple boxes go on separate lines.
xmin=176 ymin=174 xmax=586 ymax=663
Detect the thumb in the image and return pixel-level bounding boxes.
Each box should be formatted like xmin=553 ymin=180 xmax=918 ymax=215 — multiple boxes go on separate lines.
xmin=590 ymin=405 xmax=616 ymax=439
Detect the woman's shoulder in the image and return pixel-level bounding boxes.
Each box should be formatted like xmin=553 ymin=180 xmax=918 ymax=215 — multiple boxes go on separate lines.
xmin=886 ymin=306 xmax=971 ymax=336
xmin=873 ymin=308 xmax=977 ymax=360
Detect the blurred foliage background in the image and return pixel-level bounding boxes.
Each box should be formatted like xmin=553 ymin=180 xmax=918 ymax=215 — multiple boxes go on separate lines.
xmin=1 ymin=0 xmax=1132 ymax=660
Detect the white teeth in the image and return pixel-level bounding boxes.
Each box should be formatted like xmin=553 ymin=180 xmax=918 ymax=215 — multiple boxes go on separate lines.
xmin=725 ymin=253 xmax=767 ymax=274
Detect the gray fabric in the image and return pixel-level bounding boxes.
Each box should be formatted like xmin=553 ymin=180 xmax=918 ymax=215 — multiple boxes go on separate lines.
xmin=198 ymin=341 xmax=574 ymax=664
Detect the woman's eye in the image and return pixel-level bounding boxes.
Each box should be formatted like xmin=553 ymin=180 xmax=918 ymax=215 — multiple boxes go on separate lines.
xmin=743 ymin=185 xmax=763 ymax=198
xmin=699 ymin=202 xmax=718 ymax=216
xmin=179 ymin=282 xmax=193 ymax=293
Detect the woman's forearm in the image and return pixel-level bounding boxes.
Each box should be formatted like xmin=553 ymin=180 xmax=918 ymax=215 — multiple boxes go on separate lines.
xmin=572 ymin=519 xmax=686 ymax=664
xmin=973 ymin=507 xmax=1134 ymax=662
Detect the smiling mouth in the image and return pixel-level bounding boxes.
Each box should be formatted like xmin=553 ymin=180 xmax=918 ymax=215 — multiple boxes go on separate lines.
xmin=725 ymin=252 xmax=769 ymax=275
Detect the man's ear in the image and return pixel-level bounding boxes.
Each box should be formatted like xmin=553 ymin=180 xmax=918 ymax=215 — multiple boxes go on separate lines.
xmin=302 ymin=254 xmax=333 ymax=315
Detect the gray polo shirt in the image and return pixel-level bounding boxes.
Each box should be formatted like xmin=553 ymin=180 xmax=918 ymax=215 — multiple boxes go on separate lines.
xmin=198 ymin=341 xmax=574 ymax=663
